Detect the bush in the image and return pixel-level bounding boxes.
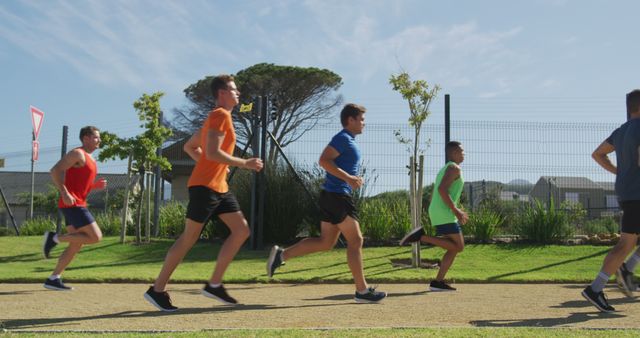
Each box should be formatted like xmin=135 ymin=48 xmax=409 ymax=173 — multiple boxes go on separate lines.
xmin=19 ymin=217 xmax=56 ymax=236
xmin=158 ymin=202 xmax=187 ymax=238
xmin=359 ymin=196 xmax=413 ymax=242
xmin=94 ymin=211 xmax=124 ymax=236
xmin=583 ymin=217 xmax=619 ymax=236
xmin=229 ymin=163 xmax=322 ymax=244
xmin=515 ymin=199 xmax=574 ymax=244
xmin=464 ymin=208 xmax=503 ymax=243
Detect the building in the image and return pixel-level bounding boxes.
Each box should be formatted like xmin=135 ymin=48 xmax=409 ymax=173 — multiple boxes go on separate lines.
xmin=528 ymin=176 xmax=617 ymax=218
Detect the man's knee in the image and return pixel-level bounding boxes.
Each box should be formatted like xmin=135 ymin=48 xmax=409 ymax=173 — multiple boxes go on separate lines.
xmin=346 ymin=234 xmax=364 ymax=248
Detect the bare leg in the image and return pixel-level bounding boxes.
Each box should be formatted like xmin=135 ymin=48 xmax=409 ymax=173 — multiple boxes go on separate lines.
xmin=52 ymin=226 xmax=84 ymax=275
xmin=336 ymin=217 xmax=367 ymax=292
xmin=153 ymin=218 xmax=204 ymax=292
xmin=283 ymin=222 xmax=340 ymax=261
xmin=434 ymin=233 xmax=464 ymax=281
xmin=599 ymin=233 xmax=638 ymax=275
xmin=57 ymin=222 xmax=102 ymax=245
xmin=420 ymin=234 xmax=460 ymax=252
xmin=208 ymin=212 xmax=251 ymax=284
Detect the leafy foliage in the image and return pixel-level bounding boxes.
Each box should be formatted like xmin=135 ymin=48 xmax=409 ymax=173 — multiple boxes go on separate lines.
xmin=389 ymin=72 xmax=440 ymax=158
xmin=171 ymin=63 xmax=343 ymax=164
xmin=464 ymin=208 xmax=504 ymax=243
xmin=515 ymin=199 xmax=574 ymax=244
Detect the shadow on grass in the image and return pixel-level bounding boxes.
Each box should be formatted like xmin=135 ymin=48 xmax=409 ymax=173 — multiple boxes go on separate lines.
xmin=470 ymin=311 xmax=626 ymax=327
xmin=486 ymin=248 xmax=609 ymax=281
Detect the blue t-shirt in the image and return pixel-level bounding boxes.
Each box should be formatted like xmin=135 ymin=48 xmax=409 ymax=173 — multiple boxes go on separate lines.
xmin=606 ymin=118 xmax=640 ymax=201
xmin=322 ymin=129 xmax=361 ymax=194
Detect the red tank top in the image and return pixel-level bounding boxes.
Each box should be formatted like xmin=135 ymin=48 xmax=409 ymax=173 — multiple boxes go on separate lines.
xmin=58 ymin=148 xmax=97 ymax=208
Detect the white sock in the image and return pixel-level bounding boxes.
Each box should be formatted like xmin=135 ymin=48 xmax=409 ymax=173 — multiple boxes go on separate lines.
xmin=625 ymin=250 xmax=640 ymax=272
xmin=209 ymin=283 xmax=221 ymax=288
xmin=49 ymin=274 xmax=61 ymax=280
xmin=356 ymin=288 xmax=369 ymax=295
xmin=52 ymin=234 xmax=60 ymax=243
xmin=590 ymin=271 xmax=610 ymax=293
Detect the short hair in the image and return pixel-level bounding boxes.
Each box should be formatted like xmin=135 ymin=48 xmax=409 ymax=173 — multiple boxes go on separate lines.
xmin=210 ymin=74 xmax=235 ymax=99
xmin=627 ymin=89 xmax=640 ymax=115
xmin=446 ymin=141 xmax=462 ymax=156
xmin=79 ymin=126 xmax=99 ymax=141
xmin=340 ymin=103 xmax=366 ymax=127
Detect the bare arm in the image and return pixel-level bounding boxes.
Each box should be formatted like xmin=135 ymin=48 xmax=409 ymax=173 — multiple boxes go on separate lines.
xmin=592 ymin=140 xmax=616 ymax=175
xmin=318 ymin=145 xmax=362 ymax=190
xmin=438 ymin=164 xmax=468 ymax=224
xmin=205 ymin=129 xmax=263 ymax=171
xmin=50 ymin=149 xmax=84 ymax=206
xmin=183 ymin=129 xmax=203 ymax=162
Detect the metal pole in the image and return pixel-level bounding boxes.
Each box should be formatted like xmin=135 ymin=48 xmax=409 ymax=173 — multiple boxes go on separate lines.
xmin=29 ymin=131 xmax=35 ymax=220
xmin=249 ymin=98 xmax=261 ymax=249
xmin=444 ymin=94 xmax=450 ymax=164
xmin=146 ymin=172 xmax=151 ymax=242
xmin=153 ymin=113 xmax=163 ymax=237
xmin=255 ymin=95 xmax=268 ymax=250
xmin=56 ymin=126 xmax=68 ymax=232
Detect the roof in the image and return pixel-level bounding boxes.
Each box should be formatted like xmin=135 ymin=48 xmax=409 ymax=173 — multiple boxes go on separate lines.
xmin=539 ymin=176 xmax=602 ymax=190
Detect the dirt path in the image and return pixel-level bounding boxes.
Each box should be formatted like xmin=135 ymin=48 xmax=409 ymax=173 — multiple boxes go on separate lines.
xmin=1 ymin=283 xmax=638 ymax=332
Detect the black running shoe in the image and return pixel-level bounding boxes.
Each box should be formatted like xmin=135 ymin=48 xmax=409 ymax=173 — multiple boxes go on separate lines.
xmin=616 ymin=263 xmax=637 ymax=297
xmin=266 ymin=245 xmax=284 ymax=278
xmin=399 ymin=227 xmax=425 ymax=246
xmin=202 ymin=284 xmax=238 ymax=305
xmin=42 ymin=231 xmax=58 ymax=259
xmin=429 ymin=280 xmax=457 ymax=291
xmin=43 ymin=278 xmax=73 ymax=291
xmin=581 ymin=286 xmax=615 ymax=313
xmin=144 ymin=286 xmax=178 ymax=312
xmin=354 ymin=286 xmax=387 ymax=303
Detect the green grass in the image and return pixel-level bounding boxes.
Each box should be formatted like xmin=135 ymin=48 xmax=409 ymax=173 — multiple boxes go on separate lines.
xmin=2 ymin=328 xmax=640 ymax=337
xmin=0 ymin=236 xmax=617 ymax=284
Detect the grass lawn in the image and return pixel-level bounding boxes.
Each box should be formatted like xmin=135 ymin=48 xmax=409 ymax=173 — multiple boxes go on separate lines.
xmin=2 ymin=328 xmax=640 ymax=337
xmin=0 ymin=236 xmax=619 ymax=284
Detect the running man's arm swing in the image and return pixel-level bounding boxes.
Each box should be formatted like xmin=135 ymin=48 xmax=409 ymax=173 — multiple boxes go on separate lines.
xmin=50 ymin=149 xmax=85 ymax=206
xmin=319 ymin=145 xmax=362 ymax=190
xmin=592 ymin=140 xmax=617 ymax=175
xmin=438 ymin=164 xmax=468 ymax=225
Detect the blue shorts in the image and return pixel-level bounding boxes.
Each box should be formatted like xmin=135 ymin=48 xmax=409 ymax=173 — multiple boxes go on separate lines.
xmin=435 ymin=222 xmax=462 ymax=236
xmin=60 ymin=207 xmax=96 ymax=229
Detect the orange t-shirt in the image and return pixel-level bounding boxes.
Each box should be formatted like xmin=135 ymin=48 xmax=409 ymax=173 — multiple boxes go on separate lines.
xmin=187 ymin=107 xmax=236 ymax=193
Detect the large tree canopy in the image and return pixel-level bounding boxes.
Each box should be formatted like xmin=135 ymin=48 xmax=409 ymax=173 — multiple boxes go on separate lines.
xmin=170 ymin=63 xmax=343 ymax=163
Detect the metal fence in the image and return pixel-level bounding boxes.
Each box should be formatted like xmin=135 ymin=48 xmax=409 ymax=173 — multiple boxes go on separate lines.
xmin=277 ymin=119 xmax=620 ymax=219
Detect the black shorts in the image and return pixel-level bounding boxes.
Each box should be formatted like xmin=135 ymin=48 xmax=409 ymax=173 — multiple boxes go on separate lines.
xmin=435 ymin=222 xmax=462 ymax=236
xmin=60 ymin=207 xmax=95 ymax=229
xmin=620 ymin=200 xmax=640 ymax=234
xmin=186 ymin=186 xmax=241 ymax=224
xmin=319 ymin=190 xmax=359 ymax=225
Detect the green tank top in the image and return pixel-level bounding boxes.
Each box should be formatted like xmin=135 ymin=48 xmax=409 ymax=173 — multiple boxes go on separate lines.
xmin=428 ymin=161 xmax=464 ymax=226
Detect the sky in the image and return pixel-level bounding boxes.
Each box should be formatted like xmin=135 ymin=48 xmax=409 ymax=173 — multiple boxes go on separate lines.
xmin=1 ymin=0 xmax=638 ymax=188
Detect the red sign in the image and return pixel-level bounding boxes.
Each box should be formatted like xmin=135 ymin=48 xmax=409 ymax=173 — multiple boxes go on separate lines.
xmin=30 ymin=106 xmax=44 ymax=140
xmin=32 ymin=140 xmax=39 ymax=161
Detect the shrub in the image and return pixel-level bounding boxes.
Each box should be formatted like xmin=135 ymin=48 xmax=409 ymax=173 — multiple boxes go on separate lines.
xmin=158 ymin=202 xmax=187 ymax=238
xmin=583 ymin=217 xmax=619 ymax=236
xmin=19 ymin=217 xmax=56 ymax=236
xmin=94 ymin=211 xmax=124 ymax=236
xmin=465 ymin=208 xmax=503 ymax=243
xmin=359 ymin=195 xmax=413 ymax=242
xmin=515 ymin=199 xmax=574 ymax=244
xmin=229 ymin=163 xmax=322 ymax=244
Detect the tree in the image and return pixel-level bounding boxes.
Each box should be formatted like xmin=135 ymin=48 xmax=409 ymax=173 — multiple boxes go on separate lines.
xmin=389 ymin=72 xmax=441 ymax=162
xmin=170 ymin=63 xmax=343 ymax=164
xmin=389 ymin=71 xmax=440 ymax=267
xmin=98 ymin=92 xmax=172 ymax=243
